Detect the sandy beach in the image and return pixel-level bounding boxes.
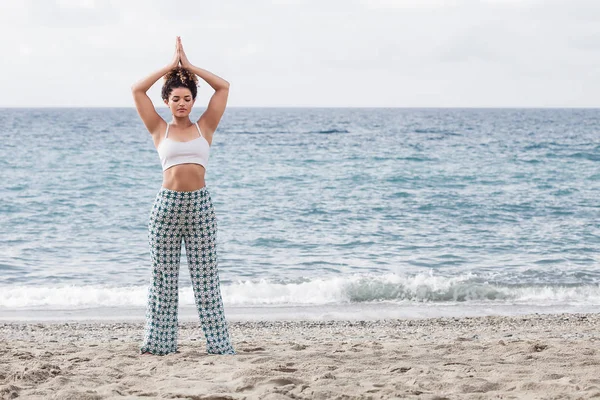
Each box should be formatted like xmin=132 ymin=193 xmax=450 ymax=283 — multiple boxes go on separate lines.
xmin=1 ymin=313 xmax=599 ymax=399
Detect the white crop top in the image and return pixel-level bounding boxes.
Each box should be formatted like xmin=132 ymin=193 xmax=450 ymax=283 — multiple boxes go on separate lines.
xmin=157 ymin=122 xmax=210 ymax=171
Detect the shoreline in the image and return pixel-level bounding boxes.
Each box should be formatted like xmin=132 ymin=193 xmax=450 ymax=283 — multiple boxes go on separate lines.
xmin=1 ymin=302 xmax=598 ymax=324
xmin=1 ymin=312 xmax=599 ymax=399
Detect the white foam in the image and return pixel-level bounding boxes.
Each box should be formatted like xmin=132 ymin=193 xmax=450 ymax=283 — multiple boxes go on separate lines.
xmin=0 ymin=272 xmax=599 ymax=310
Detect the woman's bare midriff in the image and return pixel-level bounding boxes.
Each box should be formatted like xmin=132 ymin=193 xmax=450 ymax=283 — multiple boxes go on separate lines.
xmin=162 ymin=163 xmax=206 ymax=191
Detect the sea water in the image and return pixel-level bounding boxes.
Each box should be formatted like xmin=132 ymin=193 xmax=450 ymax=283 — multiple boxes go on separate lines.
xmin=1 ymin=107 xmax=598 ymax=321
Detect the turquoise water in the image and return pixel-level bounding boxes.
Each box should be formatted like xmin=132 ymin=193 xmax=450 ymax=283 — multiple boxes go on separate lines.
xmin=1 ymin=107 xmax=599 ymax=320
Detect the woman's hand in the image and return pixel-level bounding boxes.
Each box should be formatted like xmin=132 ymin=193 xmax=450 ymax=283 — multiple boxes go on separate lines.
xmin=169 ymin=36 xmax=181 ymax=69
xmin=178 ymin=37 xmax=192 ymax=69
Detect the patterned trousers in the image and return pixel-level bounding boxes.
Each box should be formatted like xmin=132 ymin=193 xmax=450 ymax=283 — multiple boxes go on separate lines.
xmin=140 ymin=186 xmax=236 ymax=356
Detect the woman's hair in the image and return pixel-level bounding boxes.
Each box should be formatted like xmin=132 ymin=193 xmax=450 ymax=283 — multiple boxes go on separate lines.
xmin=161 ymin=67 xmax=199 ymax=101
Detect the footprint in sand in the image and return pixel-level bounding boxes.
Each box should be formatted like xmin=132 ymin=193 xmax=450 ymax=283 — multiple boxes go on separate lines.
xmin=390 ymin=366 xmax=412 ymax=373
xmin=315 ymin=372 xmax=336 ymax=380
xmin=265 ymin=377 xmax=304 ymax=386
xmin=236 ymin=377 xmax=304 ymax=394
xmin=0 ymin=385 xmax=22 ymax=399
xmin=13 ymin=351 xmax=34 ymax=360
xmin=67 ymin=356 xmax=91 ymax=363
xmin=530 ymin=343 xmax=549 ymax=352
xmin=249 ymin=356 xmax=271 ymax=364
xmin=273 ymin=365 xmax=298 ymax=373
xmin=240 ymin=346 xmax=265 ymax=353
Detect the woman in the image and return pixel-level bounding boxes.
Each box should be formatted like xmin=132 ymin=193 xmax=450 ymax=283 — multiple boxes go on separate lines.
xmin=132 ymin=36 xmax=235 ymax=356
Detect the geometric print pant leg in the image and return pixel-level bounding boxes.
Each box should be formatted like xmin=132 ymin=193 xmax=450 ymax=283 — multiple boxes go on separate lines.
xmin=140 ymin=186 xmax=236 ymax=356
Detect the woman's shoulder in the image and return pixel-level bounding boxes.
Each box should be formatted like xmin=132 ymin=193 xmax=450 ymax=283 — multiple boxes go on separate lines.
xmin=150 ymin=120 xmax=169 ymax=148
xmin=198 ymin=118 xmax=215 ymax=146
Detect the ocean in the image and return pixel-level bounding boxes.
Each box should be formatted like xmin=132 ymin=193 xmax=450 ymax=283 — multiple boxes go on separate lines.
xmin=1 ymin=107 xmax=598 ymax=321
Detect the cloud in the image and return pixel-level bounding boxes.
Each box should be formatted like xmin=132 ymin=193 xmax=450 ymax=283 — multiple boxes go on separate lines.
xmin=357 ymin=0 xmax=463 ymax=9
xmin=0 ymin=0 xmax=599 ymax=106
xmin=24 ymin=0 xmax=120 ymax=27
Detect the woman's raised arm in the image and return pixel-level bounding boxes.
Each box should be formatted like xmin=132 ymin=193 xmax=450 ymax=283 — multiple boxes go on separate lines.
xmin=178 ymin=37 xmax=230 ymax=137
xmin=131 ymin=37 xmax=180 ymax=135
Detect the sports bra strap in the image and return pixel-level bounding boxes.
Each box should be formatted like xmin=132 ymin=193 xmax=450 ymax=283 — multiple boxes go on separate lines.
xmin=165 ymin=123 xmax=170 ymax=138
xmin=194 ymin=122 xmax=204 ymax=139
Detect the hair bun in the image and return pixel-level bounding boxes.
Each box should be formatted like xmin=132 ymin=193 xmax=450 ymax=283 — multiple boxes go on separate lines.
xmin=161 ymin=67 xmax=199 ymax=101
xmin=164 ymin=67 xmax=198 ymax=85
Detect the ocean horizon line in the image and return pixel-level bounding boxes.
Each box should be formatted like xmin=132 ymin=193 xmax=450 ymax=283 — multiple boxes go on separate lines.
xmin=1 ymin=106 xmax=600 ymax=110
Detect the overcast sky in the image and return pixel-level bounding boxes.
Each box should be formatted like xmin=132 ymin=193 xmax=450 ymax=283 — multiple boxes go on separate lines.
xmin=2 ymin=0 xmax=599 ymax=107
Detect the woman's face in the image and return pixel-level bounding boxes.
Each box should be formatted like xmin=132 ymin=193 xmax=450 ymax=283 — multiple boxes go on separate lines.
xmin=165 ymin=87 xmax=195 ymax=117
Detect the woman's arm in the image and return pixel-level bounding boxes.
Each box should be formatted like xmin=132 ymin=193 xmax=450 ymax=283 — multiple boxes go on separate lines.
xmin=179 ymin=38 xmax=229 ymax=136
xmin=131 ymin=37 xmax=180 ymax=135
xmin=185 ymin=64 xmax=230 ymax=91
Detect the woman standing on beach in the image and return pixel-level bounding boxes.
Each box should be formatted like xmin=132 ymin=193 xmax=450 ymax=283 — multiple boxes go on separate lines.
xmin=131 ymin=36 xmax=236 ymax=356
